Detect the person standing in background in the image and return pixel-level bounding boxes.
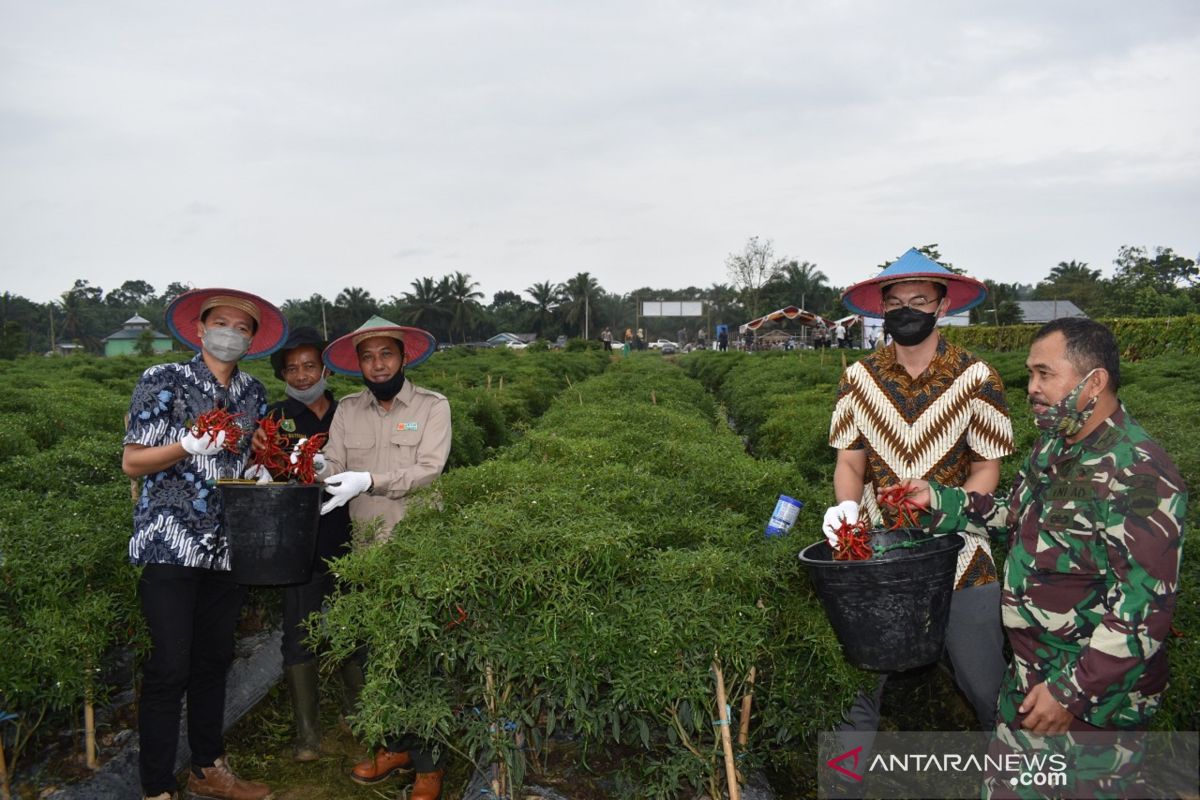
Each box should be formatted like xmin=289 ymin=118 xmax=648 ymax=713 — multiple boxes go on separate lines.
xmin=249 ymin=327 xmax=358 ymax=764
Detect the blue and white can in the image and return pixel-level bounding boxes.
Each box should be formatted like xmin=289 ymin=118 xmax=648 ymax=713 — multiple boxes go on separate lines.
xmin=765 ymin=494 xmax=804 ymax=537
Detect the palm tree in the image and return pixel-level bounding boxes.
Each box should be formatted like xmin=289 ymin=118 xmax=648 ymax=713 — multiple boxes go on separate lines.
xmin=765 ymin=260 xmax=831 ymax=311
xmin=1046 ymin=260 xmax=1099 ymax=283
xmin=397 ymin=277 xmax=449 ymax=338
xmin=332 ymin=287 xmax=378 ymax=334
xmin=1033 ymin=260 xmax=1103 ymax=311
xmin=441 ymin=272 xmax=484 ymax=343
xmin=280 ymin=294 xmax=332 ymax=335
xmin=525 ymin=281 xmax=561 ymax=336
xmin=57 ymin=280 xmax=104 ymax=350
xmin=559 ymin=272 xmax=601 ymax=337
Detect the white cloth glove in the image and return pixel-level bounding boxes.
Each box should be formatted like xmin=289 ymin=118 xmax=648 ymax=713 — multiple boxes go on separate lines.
xmin=243 ymin=464 xmax=273 ymax=484
xmin=289 ymin=439 xmax=327 ymax=474
xmin=180 ymin=427 xmax=226 ymax=457
xmin=321 ymin=471 xmax=372 ymax=515
xmin=821 ymin=500 xmax=860 ymax=547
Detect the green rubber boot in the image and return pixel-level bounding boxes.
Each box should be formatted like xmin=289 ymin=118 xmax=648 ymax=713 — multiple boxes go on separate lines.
xmin=285 ymin=660 xmax=322 ymax=762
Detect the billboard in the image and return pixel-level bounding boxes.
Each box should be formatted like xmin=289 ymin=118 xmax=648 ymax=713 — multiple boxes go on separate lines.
xmin=641 ymin=301 xmax=704 ymax=317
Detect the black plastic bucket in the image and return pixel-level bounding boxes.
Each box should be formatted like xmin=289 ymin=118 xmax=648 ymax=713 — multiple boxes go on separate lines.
xmin=798 ymin=528 xmax=964 ymax=672
xmin=220 ymin=482 xmax=322 ymax=586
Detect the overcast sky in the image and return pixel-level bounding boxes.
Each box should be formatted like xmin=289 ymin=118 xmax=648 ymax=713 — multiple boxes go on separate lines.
xmin=2 ymin=1 xmax=1198 ymax=307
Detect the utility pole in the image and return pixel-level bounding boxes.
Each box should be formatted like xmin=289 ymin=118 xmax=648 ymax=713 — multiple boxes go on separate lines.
xmin=585 ymin=294 xmax=590 ymax=340
xmin=321 ymin=303 xmax=328 ymax=340
xmin=49 ymin=306 xmax=55 ymax=355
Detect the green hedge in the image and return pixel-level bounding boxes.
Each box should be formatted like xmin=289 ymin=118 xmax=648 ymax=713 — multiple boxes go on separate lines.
xmin=942 ymin=315 xmax=1200 ymax=359
xmin=321 ymin=358 xmax=871 ymax=798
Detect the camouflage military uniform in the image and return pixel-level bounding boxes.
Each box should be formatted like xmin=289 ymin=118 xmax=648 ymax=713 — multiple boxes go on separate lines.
xmin=928 ymin=404 xmax=1187 ymax=731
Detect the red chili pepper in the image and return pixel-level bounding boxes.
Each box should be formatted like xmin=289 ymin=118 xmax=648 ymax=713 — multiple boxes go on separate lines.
xmin=879 ymin=483 xmax=923 ymax=530
xmin=193 ymin=408 xmax=245 ymax=454
xmin=250 ymin=414 xmax=291 ymax=478
xmin=288 ymin=432 xmax=327 ymax=485
xmin=445 ymin=604 xmax=469 ymax=630
xmin=832 ymin=517 xmax=873 ymax=561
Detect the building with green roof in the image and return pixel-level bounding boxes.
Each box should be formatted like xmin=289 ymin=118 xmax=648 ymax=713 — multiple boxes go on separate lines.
xmin=102 ymin=314 xmax=174 ymax=357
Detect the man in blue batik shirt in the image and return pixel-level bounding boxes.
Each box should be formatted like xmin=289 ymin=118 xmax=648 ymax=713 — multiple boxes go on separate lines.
xmin=122 ymin=288 xmax=286 ymax=800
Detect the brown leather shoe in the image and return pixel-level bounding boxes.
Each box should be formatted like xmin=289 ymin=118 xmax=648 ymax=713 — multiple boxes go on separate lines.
xmin=349 ymin=748 xmax=413 ymax=785
xmin=186 ymin=756 xmax=272 ymax=800
xmin=410 ymin=770 xmax=445 ymax=800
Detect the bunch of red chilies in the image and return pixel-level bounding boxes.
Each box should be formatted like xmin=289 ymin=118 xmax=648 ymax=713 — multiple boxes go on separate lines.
xmin=289 ymin=433 xmax=327 ymax=485
xmin=250 ymin=415 xmax=327 ymax=485
xmin=250 ymin=416 xmax=291 ymax=475
xmin=193 ymin=408 xmax=245 ymax=454
xmin=833 ymin=517 xmax=873 ymax=561
xmin=878 ymin=483 xmax=922 ymax=529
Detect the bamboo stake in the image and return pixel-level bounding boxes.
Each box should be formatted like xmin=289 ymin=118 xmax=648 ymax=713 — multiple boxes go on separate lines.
xmin=712 ymin=656 xmax=740 ymax=800
xmin=1 ymin=732 xmax=10 ymax=800
xmin=498 ymin=375 xmax=504 ymax=393
xmin=487 ymin=374 xmax=492 ymax=391
xmin=485 ymin=664 xmax=507 ymax=799
xmin=650 ymin=390 xmax=657 ymax=406
xmin=737 ymin=666 xmax=756 ymax=747
xmin=84 ymin=698 xmax=97 ymax=769
xmin=840 ymin=350 xmax=847 ymax=371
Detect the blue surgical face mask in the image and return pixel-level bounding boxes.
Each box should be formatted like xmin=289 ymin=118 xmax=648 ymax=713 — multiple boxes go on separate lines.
xmin=202 ymin=326 xmax=251 ymax=362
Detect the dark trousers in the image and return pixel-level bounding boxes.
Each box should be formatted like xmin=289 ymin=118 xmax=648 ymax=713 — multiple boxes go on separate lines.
xmin=385 ymin=732 xmax=444 ymax=772
xmin=281 ymin=562 xmax=335 ymax=666
xmin=138 ymin=564 xmax=247 ymax=795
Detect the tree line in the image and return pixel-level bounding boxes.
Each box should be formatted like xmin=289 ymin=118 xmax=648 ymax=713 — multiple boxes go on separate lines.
xmin=1 ymin=241 xmax=1195 ymax=357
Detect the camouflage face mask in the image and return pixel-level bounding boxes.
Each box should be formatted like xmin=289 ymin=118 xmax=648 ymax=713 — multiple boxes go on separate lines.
xmin=1033 ymin=368 xmax=1099 ymax=438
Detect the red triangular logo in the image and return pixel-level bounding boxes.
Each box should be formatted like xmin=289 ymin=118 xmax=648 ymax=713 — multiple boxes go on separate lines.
xmin=827 ymin=745 xmax=864 ymax=781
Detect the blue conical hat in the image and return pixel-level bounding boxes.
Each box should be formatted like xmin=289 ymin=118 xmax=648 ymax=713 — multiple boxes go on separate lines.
xmin=842 ymin=248 xmax=987 ymax=318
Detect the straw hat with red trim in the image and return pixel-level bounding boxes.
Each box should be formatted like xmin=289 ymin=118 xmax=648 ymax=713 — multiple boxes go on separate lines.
xmin=323 ymin=315 xmax=437 ymax=376
xmin=165 ymin=288 xmax=288 ymax=359
xmin=842 ymin=248 xmax=988 ymax=318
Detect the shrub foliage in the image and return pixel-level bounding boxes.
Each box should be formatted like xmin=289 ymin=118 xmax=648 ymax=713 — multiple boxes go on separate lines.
xmin=322 ymin=358 xmax=870 ymax=797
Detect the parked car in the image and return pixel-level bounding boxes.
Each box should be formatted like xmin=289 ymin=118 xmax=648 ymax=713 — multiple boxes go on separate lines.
xmin=647 ymin=339 xmax=679 ymax=351
xmin=507 ymin=340 xmax=530 ymax=350
xmin=659 ymin=341 xmax=678 ymax=354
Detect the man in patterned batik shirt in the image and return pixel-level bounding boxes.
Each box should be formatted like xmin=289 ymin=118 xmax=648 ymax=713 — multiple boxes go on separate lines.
xmin=824 ymin=249 xmax=1014 ymax=741
xmin=122 ymin=288 xmax=286 ymax=800
xmin=906 ymin=318 xmax=1186 ymax=798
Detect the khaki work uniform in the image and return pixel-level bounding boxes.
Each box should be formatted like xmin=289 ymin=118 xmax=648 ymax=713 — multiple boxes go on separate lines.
xmin=319 ymin=377 xmax=451 ymax=772
xmin=322 ymin=379 xmax=451 ymax=539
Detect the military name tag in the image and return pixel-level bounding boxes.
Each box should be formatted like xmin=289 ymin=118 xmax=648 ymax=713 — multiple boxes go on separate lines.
xmin=398 ymin=422 xmax=419 ymax=431
xmin=1045 ymin=483 xmax=1091 ymax=501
